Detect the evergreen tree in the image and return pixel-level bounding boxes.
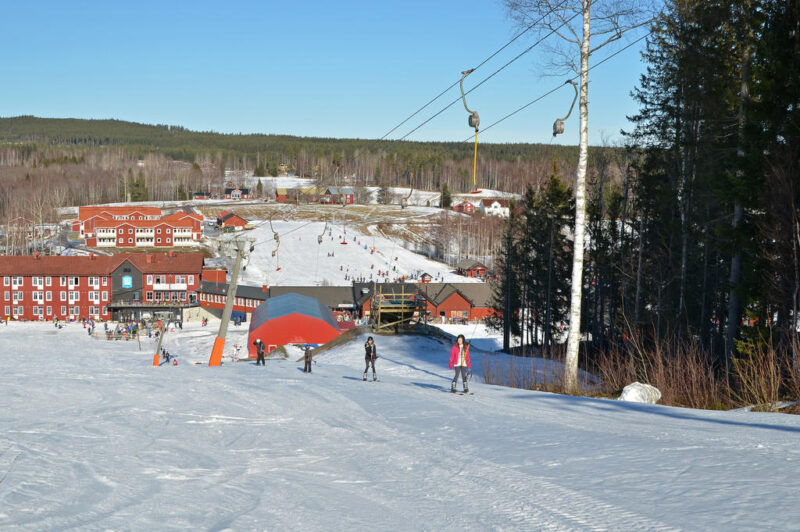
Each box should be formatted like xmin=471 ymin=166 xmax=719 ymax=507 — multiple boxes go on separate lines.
xmin=440 ymin=183 xmax=452 ymax=209
xmin=377 ymin=181 xmax=391 ymax=205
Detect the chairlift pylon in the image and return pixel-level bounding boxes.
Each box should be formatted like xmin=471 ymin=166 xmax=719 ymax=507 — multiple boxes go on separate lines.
xmin=552 ymin=80 xmax=578 ymax=137
xmin=460 ymin=69 xmax=482 ymax=194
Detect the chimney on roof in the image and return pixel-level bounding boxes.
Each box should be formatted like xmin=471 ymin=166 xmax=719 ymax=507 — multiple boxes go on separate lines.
xmin=33 ymin=252 xmax=40 ymax=260
xmin=146 ymin=254 xmax=153 ymax=264
xmin=88 ymin=252 xmax=94 ymax=260
xmin=168 ymin=250 xmax=174 ymax=258
xmin=262 ymin=284 xmax=268 ymax=292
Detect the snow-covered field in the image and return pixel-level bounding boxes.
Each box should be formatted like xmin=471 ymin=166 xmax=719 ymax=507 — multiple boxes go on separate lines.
xmin=236 ymin=214 xmax=481 ymax=287
xmin=2 ymin=322 xmax=800 ymax=530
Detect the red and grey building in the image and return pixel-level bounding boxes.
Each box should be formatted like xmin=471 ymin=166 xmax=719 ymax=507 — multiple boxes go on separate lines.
xmin=455 ymin=259 xmax=488 ymax=279
xmin=216 ymin=211 xmax=248 ymax=229
xmin=0 ymin=252 xmax=204 ymax=322
xmin=74 ymin=206 xmax=202 ymax=248
xmin=247 ymin=292 xmax=343 ymax=355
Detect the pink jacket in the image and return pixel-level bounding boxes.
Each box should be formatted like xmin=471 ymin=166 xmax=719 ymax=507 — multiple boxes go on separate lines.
xmin=449 ymin=344 xmax=471 ymax=369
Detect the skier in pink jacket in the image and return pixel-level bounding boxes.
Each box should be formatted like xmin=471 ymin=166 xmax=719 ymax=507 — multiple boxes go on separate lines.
xmin=449 ymin=334 xmax=471 ymax=393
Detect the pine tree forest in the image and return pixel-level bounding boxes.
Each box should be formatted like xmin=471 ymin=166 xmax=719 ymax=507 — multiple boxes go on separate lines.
xmin=492 ymin=0 xmax=799 ymax=403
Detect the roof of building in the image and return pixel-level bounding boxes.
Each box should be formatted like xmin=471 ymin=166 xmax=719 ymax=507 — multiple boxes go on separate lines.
xmin=94 ymin=219 xmax=194 ymax=229
xmin=325 ymin=186 xmax=355 ymax=195
xmin=224 ymin=188 xmax=250 ymax=195
xmin=481 ymin=198 xmax=510 ymax=207
xmin=250 ymin=292 xmax=339 ymax=330
xmin=162 ymin=212 xmax=202 ymax=221
xmin=79 ymin=206 xmax=162 ymax=220
xmin=417 ymin=282 xmax=494 ymax=307
xmin=455 ymin=258 xmax=488 ymax=270
xmin=199 ymin=281 xmax=269 ymax=301
xmin=269 ymin=285 xmax=354 ymax=308
xmin=0 ymin=252 xmax=204 ymax=276
xmin=113 ymin=252 xmax=205 ymax=273
xmin=217 ymin=212 xmax=247 ymax=224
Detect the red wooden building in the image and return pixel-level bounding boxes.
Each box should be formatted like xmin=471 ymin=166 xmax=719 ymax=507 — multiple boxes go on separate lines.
xmin=75 ymin=206 xmax=202 ymax=248
xmin=455 ymin=259 xmax=488 ymax=279
xmin=452 ymin=201 xmax=476 ymax=215
xmin=216 ymin=211 xmax=248 ymax=229
xmin=0 ymin=252 xmax=204 ymax=322
xmin=418 ymin=282 xmax=495 ymax=322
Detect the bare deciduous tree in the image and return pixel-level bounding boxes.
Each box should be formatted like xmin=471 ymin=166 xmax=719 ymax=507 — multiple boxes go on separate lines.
xmin=503 ymin=0 xmax=655 ymax=391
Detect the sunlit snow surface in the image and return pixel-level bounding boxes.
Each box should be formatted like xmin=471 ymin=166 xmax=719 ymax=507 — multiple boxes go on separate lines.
xmin=2 ymin=322 xmax=800 ymax=530
xmin=236 ymin=215 xmax=482 ymax=287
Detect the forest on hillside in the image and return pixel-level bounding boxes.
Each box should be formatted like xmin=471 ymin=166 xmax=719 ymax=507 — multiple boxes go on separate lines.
xmin=0 ymin=115 xmax=623 ymax=196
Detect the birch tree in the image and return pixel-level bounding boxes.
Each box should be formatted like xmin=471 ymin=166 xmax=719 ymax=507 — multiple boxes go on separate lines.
xmin=503 ymin=0 xmax=655 ymax=391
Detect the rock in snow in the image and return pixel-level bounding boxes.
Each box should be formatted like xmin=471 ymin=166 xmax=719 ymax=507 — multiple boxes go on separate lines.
xmin=618 ymin=382 xmax=662 ymax=404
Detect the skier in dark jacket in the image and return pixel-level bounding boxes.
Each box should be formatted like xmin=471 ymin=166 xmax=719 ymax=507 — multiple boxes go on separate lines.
xmin=254 ymin=338 xmax=266 ymax=366
xmin=363 ymin=336 xmax=377 ymax=381
xmin=303 ymin=345 xmax=313 ymax=373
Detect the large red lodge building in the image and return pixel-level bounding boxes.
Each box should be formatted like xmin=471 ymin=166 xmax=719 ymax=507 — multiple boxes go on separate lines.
xmin=0 ymin=252 xmax=204 ymax=322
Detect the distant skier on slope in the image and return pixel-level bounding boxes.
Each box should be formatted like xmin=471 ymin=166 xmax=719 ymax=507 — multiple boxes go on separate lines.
xmin=449 ymin=334 xmax=471 ymax=393
xmin=363 ymin=336 xmax=377 ymax=381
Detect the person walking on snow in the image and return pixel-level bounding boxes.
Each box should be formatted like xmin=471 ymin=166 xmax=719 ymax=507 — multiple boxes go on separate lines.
xmin=363 ymin=336 xmax=377 ymax=381
xmin=449 ymin=334 xmax=471 ymax=393
xmin=254 ymin=338 xmax=266 ymax=366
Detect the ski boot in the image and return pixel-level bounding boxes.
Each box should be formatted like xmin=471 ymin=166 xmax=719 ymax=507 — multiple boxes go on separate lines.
xmin=363 ymin=372 xmax=367 ymax=381
xmin=451 ymin=382 xmax=457 ymax=393
xmin=373 ymin=374 xmax=377 ymax=382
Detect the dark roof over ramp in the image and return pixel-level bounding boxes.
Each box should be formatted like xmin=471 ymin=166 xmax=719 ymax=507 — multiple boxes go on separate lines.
xmin=251 ymin=292 xmax=340 ymax=330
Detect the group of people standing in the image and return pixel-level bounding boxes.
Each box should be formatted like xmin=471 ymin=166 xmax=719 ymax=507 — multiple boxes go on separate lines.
xmin=250 ymin=334 xmax=472 ymax=392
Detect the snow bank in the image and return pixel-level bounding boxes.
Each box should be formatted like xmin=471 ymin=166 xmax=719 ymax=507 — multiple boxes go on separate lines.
xmin=618 ymin=382 xmax=662 ymax=404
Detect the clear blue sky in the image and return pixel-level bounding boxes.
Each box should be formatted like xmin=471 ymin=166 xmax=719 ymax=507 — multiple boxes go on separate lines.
xmin=0 ymin=1 xmax=651 ymax=145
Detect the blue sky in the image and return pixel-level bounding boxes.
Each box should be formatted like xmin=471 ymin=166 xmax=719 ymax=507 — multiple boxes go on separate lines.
xmin=0 ymin=1 xmax=650 ymax=145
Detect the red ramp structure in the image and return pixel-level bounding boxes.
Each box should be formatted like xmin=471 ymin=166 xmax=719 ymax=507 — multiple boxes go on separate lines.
xmin=247 ymin=293 xmax=342 ymax=356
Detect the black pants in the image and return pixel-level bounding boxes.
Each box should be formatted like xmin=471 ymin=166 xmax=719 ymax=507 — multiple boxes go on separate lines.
xmin=364 ymin=358 xmax=376 ymax=376
xmin=304 ymin=355 xmax=312 ymax=373
xmin=257 ymin=352 xmax=265 ymax=365
xmin=452 ymin=366 xmax=468 ymax=390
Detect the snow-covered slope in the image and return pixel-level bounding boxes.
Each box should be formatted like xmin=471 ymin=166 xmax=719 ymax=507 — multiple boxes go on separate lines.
xmin=2 ymin=322 xmax=799 ymax=530
xmin=237 ymin=217 xmax=480 ymax=287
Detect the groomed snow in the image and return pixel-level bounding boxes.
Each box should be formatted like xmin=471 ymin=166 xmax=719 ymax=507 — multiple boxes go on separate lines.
xmin=237 ymin=217 xmax=482 ymax=287
xmin=2 ymin=322 xmax=799 ymax=530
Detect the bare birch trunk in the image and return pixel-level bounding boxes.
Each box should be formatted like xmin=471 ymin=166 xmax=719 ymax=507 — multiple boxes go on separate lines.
xmin=564 ymin=0 xmax=590 ymax=392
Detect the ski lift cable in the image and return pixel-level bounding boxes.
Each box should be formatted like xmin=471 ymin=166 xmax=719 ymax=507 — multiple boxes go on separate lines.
xmin=379 ymin=0 xmax=571 ymax=141
xmin=465 ymin=31 xmax=651 ymax=142
xmin=396 ymin=10 xmax=582 ymax=142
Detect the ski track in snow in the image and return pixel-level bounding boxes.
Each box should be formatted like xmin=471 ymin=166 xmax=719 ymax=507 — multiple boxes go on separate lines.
xmin=1 ymin=323 xmax=800 ymax=530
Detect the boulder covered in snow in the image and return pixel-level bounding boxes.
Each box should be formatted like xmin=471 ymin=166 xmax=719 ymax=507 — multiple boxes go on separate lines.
xmin=618 ymin=382 xmax=662 ymax=404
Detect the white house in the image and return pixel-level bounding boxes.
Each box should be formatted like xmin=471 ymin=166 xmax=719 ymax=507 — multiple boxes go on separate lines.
xmin=480 ymin=199 xmax=510 ymax=218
